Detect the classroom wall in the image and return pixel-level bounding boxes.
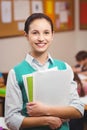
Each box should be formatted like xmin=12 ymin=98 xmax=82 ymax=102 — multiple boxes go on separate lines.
xmin=0 ymin=0 xmax=87 ymax=72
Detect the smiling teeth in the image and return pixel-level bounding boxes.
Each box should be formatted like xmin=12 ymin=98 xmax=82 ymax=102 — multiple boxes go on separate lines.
xmin=37 ymin=43 xmax=45 ymax=47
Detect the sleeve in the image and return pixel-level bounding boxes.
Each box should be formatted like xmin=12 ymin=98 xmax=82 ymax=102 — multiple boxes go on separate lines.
xmin=65 ymin=63 xmax=84 ymax=116
xmin=5 ymin=69 xmax=25 ymax=130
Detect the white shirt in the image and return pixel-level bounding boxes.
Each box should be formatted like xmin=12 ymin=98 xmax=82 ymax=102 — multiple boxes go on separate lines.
xmin=5 ymin=53 xmax=84 ymax=130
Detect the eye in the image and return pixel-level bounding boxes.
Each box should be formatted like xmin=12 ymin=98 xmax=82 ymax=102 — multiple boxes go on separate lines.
xmin=44 ymin=31 xmax=50 ymax=34
xmin=32 ymin=31 xmax=38 ymax=34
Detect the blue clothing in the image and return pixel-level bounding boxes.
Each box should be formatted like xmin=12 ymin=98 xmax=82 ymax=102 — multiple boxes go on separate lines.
xmin=0 ymin=72 xmax=3 ymax=77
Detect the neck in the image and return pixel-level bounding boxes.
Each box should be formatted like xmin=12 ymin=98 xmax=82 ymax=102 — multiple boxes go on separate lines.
xmin=30 ymin=51 xmax=48 ymax=64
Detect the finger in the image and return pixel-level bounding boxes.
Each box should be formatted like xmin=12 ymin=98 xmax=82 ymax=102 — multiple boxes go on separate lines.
xmin=27 ymin=109 xmax=33 ymax=116
xmin=28 ymin=102 xmax=36 ymax=106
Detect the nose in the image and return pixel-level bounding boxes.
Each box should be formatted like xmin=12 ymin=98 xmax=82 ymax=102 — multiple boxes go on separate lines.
xmin=38 ymin=34 xmax=44 ymax=41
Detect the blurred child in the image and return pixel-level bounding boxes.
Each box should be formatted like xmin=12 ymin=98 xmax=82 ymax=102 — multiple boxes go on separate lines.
xmin=72 ymin=50 xmax=87 ymax=75
xmin=72 ymin=51 xmax=87 ymax=96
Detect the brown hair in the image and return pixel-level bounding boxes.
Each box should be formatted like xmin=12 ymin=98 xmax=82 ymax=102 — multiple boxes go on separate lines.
xmin=24 ymin=13 xmax=54 ymax=34
xmin=75 ymin=50 xmax=87 ymax=62
xmin=74 ymin=72 xmax=85 ymax=97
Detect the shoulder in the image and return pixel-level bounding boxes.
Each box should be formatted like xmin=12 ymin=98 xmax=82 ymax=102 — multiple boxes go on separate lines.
xmin=54 ymin=59 xmax=72 ymax=70
xmin=53 ymin=59 xmax=66 ymax=70
xmin=7 ymin=61 xmax=26 ymax=82
xmin=14 ymin=60 xmax=26 ymax=69
xmin=53 ymin=59 xmax=66 ymax=64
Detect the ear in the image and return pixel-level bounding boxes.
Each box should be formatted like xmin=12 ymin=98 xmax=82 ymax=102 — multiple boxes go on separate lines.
xmin=24 ymin=31 xmax=29 ymax=40
xmin=24 ymin=31 xmax=27 ymax=37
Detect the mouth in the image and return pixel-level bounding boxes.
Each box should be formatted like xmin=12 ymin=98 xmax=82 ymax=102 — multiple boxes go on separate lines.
xmin=35 ymin=43 xmax=46 ymax=48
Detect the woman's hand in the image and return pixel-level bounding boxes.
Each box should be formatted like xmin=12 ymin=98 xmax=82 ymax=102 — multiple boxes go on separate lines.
xmin=26 ymin=102 xmax=49 ymax=116
xmin=47 ymin=116 xmax=62 ymax=130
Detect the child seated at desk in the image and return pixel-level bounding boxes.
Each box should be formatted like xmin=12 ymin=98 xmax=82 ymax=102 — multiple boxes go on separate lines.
xmin=72 ymin=51 xmax=87 ymax=96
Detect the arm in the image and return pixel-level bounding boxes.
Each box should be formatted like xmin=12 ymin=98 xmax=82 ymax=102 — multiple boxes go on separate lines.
xmin=72 ymin=66 xmax=87 ymax=76
xmin=21 ymin=116 xmax=62 ymax=130
xmin=5 ymin=69 xmax=25 ymax=130
xmin=27 ymin=102 xmax=82 ymax=119
xmin=5 ymin=69 xmax=62 ymax=130
xmin=80 ymin=71 xmax=87 ymax=76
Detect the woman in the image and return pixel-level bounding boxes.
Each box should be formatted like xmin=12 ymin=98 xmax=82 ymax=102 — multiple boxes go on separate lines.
xmin=5 ymin=13 xmax=84 ymax=130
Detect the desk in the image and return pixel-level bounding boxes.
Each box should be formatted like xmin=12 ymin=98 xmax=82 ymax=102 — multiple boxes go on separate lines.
xmin=0 ymin=87 xmax=9 ymax=129
xmin=0 ymin=87 xmax=6 ymax=116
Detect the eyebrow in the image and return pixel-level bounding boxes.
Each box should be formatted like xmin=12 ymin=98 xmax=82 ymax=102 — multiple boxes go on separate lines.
xmin=31 ymin=29 xmax=51 ymax=32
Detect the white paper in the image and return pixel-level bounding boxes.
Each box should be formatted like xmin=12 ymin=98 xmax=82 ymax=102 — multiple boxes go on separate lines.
xmin=33 ymin=69 xmax=72 ymax=106
xmin=60 ymin=10 xmax=68 ymax=23
xmin=17 ymin=22 xmax=24 ymax=31
xmin=14 ymin=0 xmax=30 ymax=20
xmin=55 ymin=2 xmax=60 ymax=14
xmin=59 ymin=2 xmax=67 ymax=11
xmin=31 ymin=0 xmax=43 ymax=13
xmin=1 ymin=1 xmax=12 ymax=23
xmin=23 ymin=67 xmax=58 ymax=101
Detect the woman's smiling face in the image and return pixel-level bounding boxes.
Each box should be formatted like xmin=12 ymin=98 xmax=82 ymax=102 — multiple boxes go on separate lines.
xmin=26 ymin=18 xmax=53 ymax=55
